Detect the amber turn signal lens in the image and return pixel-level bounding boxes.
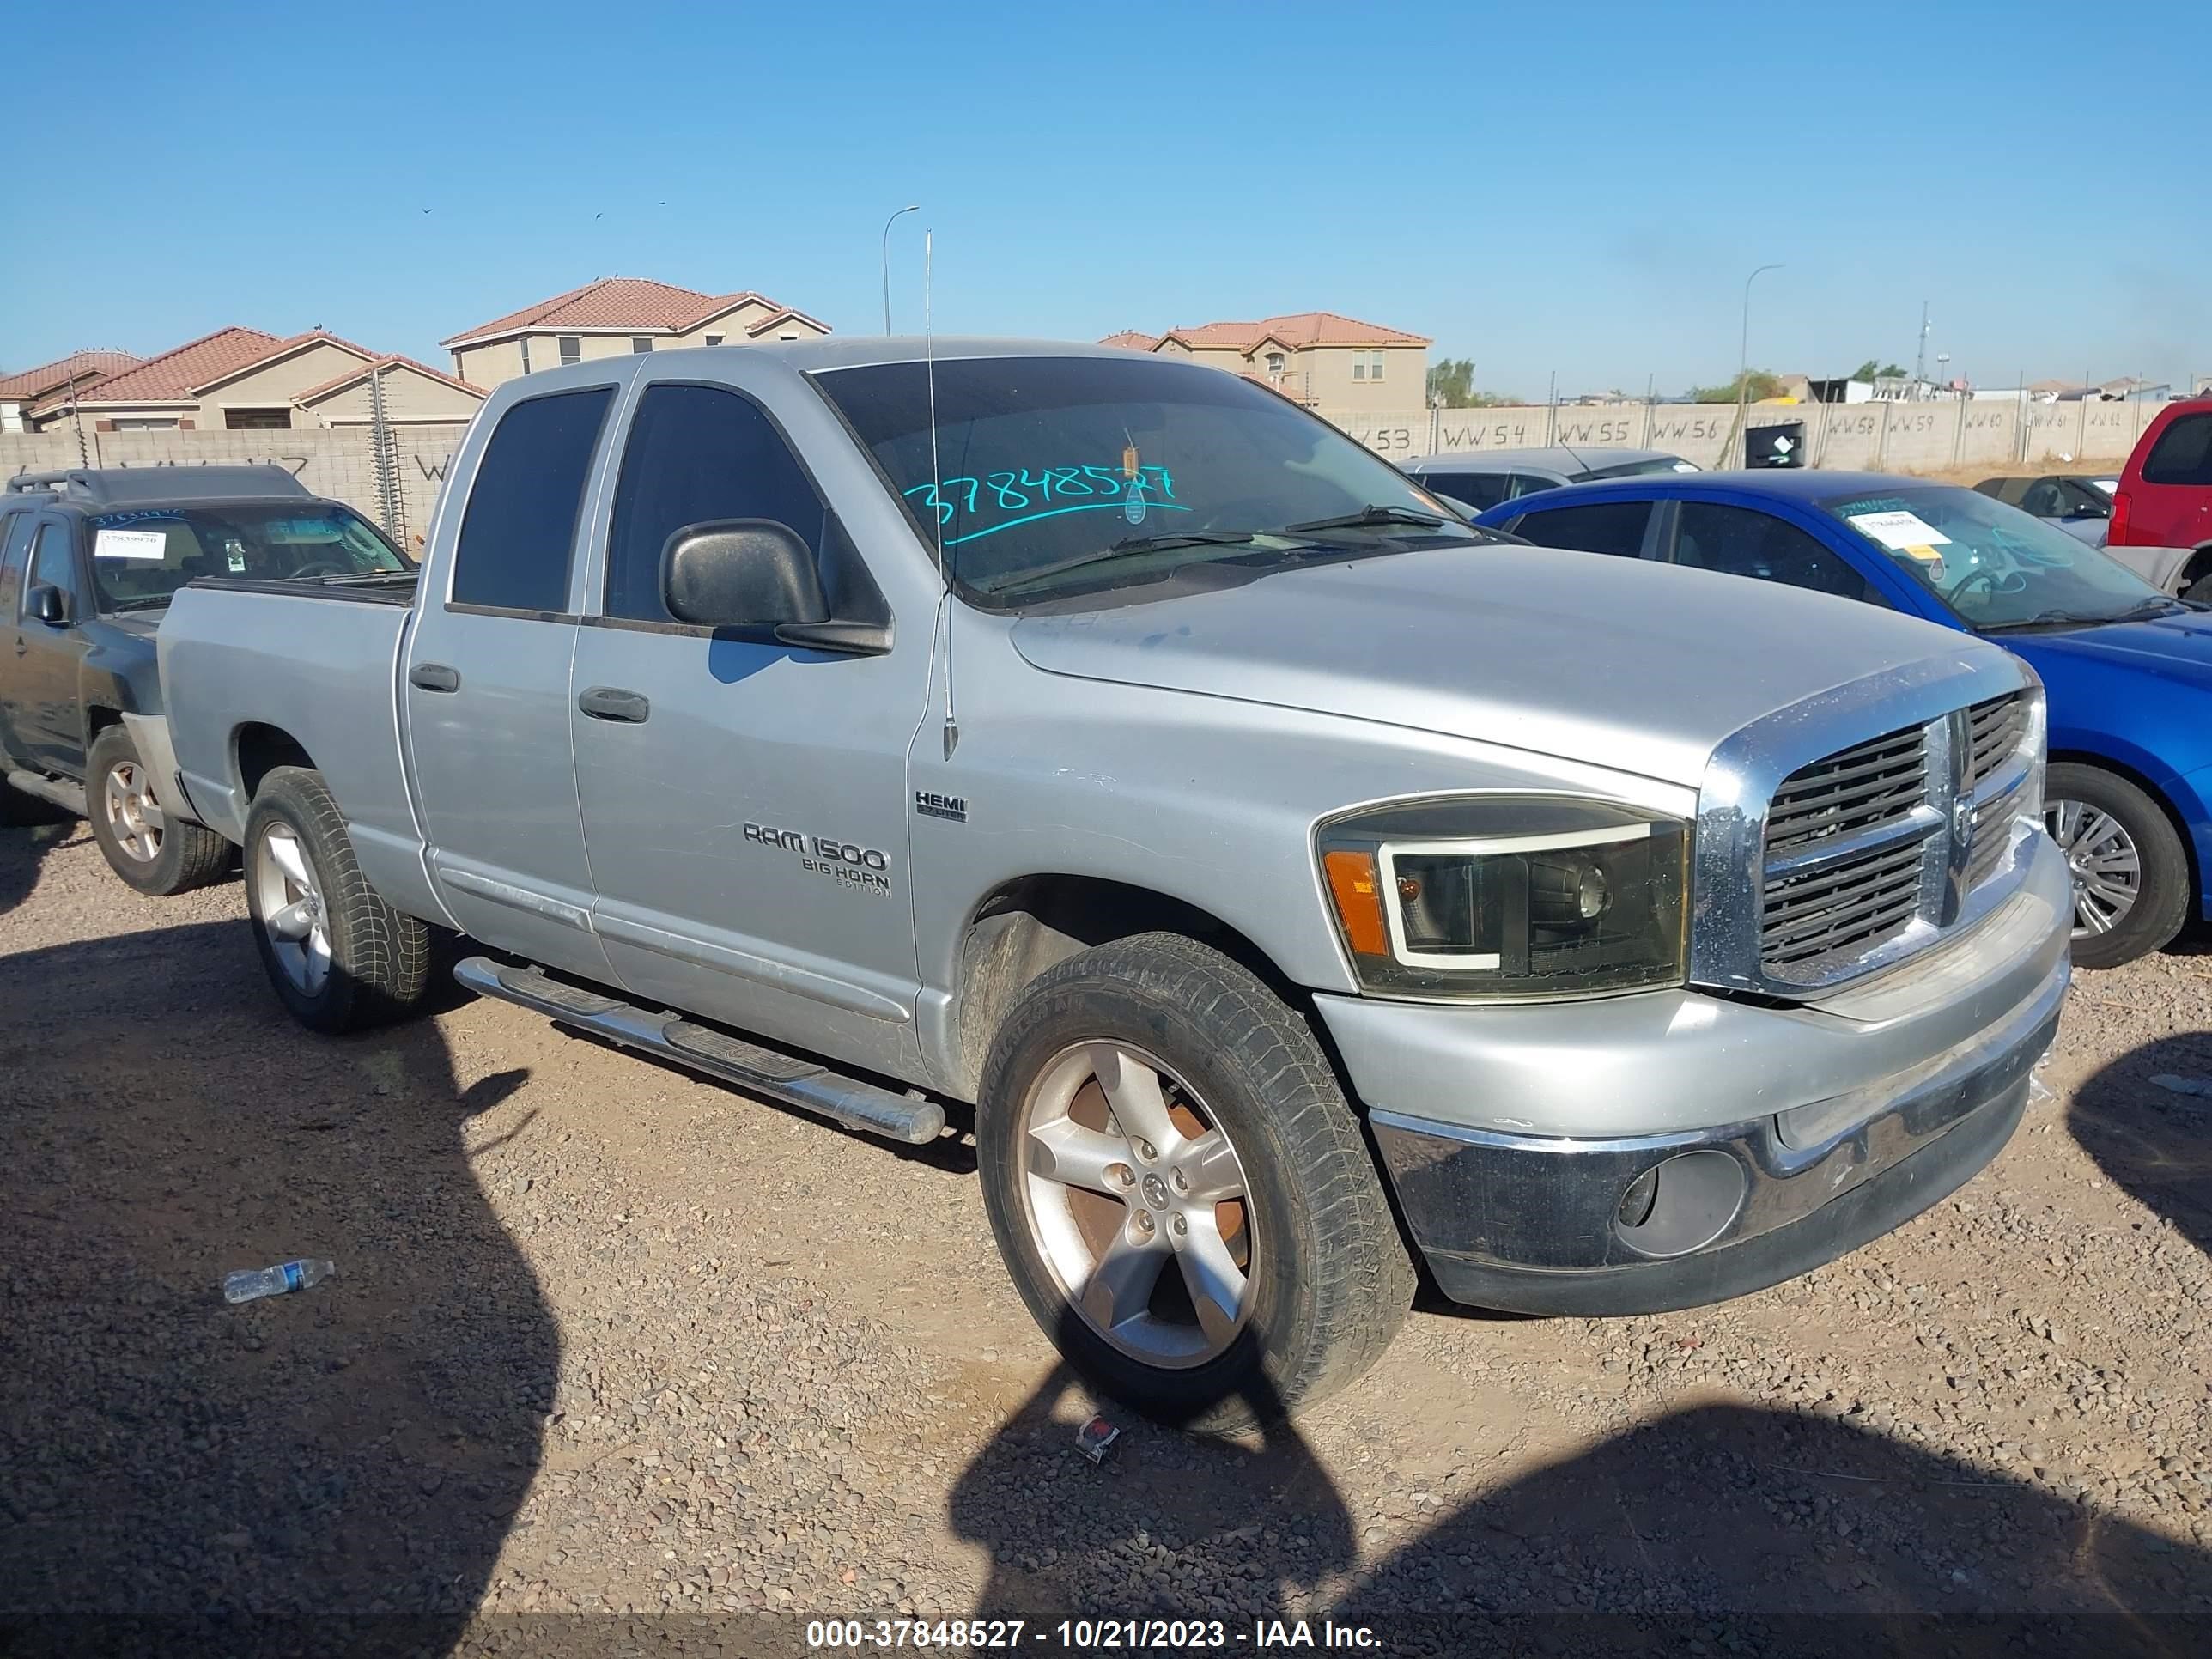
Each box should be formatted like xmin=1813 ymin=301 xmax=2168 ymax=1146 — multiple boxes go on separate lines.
xmin=1323 ymin=849 xmax=1389 ymax=957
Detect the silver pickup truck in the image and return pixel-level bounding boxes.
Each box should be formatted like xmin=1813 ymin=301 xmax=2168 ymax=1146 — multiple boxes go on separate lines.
xmin=159 ymin=340 xmax=2070 ymax=1427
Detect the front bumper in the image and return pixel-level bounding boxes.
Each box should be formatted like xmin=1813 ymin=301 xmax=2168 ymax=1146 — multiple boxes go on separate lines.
xmin=1329 ymin=834 xmax=2070 ymax=1316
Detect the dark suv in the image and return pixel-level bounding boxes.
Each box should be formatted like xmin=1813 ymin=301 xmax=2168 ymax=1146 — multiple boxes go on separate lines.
xmin=0 ymin=466 xmax=411 ymax=894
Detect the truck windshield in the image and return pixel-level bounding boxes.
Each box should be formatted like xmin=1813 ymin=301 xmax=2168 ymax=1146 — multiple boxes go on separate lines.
xmin=85 ymin=502 xmax=410 ymax=612
xmin=812 ymin=355 xmax=1476 ymax=601
xmin=1816 ymin=483 xmax=2176 ymax=631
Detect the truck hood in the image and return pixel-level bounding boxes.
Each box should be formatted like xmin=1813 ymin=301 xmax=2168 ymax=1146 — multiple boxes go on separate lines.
xmin=1010 ymin=545 xmax=1986 ymax=788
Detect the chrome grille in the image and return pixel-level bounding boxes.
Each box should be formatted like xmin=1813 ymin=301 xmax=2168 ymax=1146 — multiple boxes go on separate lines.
xmin=1763 ymin=726 xmax=1929 ymax=857
xmin=1966 ymin=693 xmax=2027 ymax=790
xmin=1762 ymin=835 xmax=1929 ymax=969
xmin=1965 ymin=799 xmax=2011 ymax=890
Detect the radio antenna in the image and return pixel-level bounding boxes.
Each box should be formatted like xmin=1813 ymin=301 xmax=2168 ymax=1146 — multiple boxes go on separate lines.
xmin=926 ymin=228 xmax=958 ymax=760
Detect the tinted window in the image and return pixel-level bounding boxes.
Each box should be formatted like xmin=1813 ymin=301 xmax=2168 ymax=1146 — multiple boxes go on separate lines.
xmin=1515 ymin=501 xmax=1652 ymax=558
xmin=453 ymin=386 xmax=613 ymax=611
xmin=1674 ymin=503 xmax=1873 ymax=603
xmin=28 ymin=521 xmax=76 ymax=600
xmin=1417 ymin=471 xmax=1511 ymax=511
xmin=1507 ymin=472 xmax=1563 ymax=499
xmin=604 ymin=383 xmax=831 ymax=623
xmin=2142 ymin=414 xmax=2212 ymax=486
xmin=0 ymin=512 xmax=33 ymax=617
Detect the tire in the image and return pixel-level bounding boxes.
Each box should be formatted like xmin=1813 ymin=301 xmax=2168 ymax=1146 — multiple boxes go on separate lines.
xmin=2045 ymin=762 xmax=2190 ymax=970
xmin=84 ymin=726 xmax=230 ymax=896
xmin=242 ymin=765 xmax=429 ymax=1032
xmin=976 ymin=932 xmax=1415 ymax=1431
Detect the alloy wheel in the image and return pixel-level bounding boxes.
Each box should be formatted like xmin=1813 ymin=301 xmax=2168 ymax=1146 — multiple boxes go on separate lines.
xmin=254 ymin=823 xmax=331 ymax=995
xmin=102 ymin=760 xmax=164 ymax=862
xmin=1016 ymin=1041 xmax=1255 ymax=1369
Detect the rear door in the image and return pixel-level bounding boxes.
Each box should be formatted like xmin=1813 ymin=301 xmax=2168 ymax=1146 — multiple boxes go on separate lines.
xmin=567 ymin=365 xmax=927 ymax=1079
xmin=2131 ymin=410 xmax=2212 ymax=549
xmin=13 ymin=514 xmax=93 ymax=774
xmin=403 ymin=377 xmax=627 ymax=981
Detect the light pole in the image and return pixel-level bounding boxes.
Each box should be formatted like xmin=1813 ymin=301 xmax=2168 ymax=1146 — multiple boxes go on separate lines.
xmin=881 ymin=205 xmax=919 ymax=335
xmin=1738 ymin=262 xmax=1784 ymax=405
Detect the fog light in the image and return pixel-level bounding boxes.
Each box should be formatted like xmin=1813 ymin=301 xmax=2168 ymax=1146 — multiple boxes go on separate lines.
xmin=1611 ymin=1149 xmax=1748 ymax=1258
xmin=1618 ymin=1166 xmax=1659 ymax=1228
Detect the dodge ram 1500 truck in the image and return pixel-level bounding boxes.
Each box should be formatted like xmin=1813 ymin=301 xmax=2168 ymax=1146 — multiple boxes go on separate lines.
xmin=158 ymin=341 xmax=2070 ymax=1426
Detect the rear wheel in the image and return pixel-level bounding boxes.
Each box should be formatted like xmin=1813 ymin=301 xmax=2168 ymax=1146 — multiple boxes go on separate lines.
xmin=244 ymin=766 xmax=428 ymax=1032
xmin=2044 ymin=762 xmax=2190 ymax=969
xmin=976 ymin=933 xmax=1414 ymax=1431
xmin=85 ymin=726 xmax=230 ymax=896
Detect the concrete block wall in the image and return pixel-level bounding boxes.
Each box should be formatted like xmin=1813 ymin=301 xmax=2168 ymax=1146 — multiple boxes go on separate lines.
xmin=0 ymin=423 xmax=471 ymax=544
xmin=1324 ymin=398 xmax=2175 ymax=474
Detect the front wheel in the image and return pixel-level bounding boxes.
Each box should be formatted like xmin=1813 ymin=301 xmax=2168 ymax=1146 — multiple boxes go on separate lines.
xmin=243 ymin=766 xmax=429 ymax=1032
xmin=2044 ymin=762 xmax=2190 ymax=969
xmin=85 ymin=726 xmax=230 ymax=896
xmin=976 ymin=933 xmax=1414 ymax=1431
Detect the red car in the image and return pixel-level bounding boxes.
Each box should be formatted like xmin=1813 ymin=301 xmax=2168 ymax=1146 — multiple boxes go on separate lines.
xmin=2111 ymin=398 xmax=2212 ymax=597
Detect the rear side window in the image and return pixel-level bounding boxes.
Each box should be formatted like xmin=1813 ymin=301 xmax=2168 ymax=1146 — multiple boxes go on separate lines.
xmin=1507 ymin=473 xmax=1563 ymax=500
xmin=452 ymin=386 xmax=614 ymax=612
xmin=2142 ymin=414 xmax=2212 ymax=487
xmin=1673 ymin=502 xmax=1874 ymax=603
xmin=0 ymin=511 xmax=33 ymax=617
xmin=1513 ymin=500 xmax=1652 ymax=558
xmin=603 ymin=384 xmax=832 ymax=623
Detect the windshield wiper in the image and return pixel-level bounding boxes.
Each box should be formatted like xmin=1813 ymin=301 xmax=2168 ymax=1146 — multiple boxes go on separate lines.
xmin=1984 ymin=598 xmax=2183 ymax=633
xmin=975 ymin=532 xmax=1258 ymax=594
xmin=104 ymin=595 xmax=174 ymax=613
xmin=1282 ymin=503 xmax=1449 ymax=534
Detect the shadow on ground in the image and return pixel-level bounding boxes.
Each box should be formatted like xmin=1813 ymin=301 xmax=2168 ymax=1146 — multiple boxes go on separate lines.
xmin=0 ymin=905 xmax=556 ymax=1656
xmin=953 ymin=1326 xmax=2209 ymax=1656
xmin=2072 ymin=1032 xmax=2212 ymax=1263
xmin=0 ymin=815 xmax=84 ymax=919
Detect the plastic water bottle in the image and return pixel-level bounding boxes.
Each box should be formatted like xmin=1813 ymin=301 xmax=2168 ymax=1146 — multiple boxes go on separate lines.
xmin=223 ymin=1259 xmax=336 ymax=1304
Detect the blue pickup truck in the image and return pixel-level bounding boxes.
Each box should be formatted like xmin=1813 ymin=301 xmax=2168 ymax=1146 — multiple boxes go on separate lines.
xmin=1479 ymin=470 xmax=2212 ymax=969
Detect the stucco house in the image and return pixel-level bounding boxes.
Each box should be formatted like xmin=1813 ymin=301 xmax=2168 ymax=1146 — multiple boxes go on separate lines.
xmin=440 ymin=276 xmax=830 ymax=387
xmin=0 ymin=350 xmax=143 ymax=433
xmin=1099 ymin=312 xmax=1430 ymax=409
xmin=17 ymin=328 xmax=483 ymax=434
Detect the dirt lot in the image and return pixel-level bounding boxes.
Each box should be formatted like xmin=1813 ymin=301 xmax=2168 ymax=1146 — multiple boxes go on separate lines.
xmin=3 ymin=823 xmax=2209 ymax=1657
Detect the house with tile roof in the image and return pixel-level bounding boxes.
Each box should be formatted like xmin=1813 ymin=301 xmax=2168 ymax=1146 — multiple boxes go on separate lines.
xmin=18 ymin=327 xmax=484 ymax=434
xmin=0 ymin=350 xmax=143 ymax=432
xmin=1099 ymin=312 xmax=1430 ymax=410
xmin=440 ymin=276 xmax=830 ymax=388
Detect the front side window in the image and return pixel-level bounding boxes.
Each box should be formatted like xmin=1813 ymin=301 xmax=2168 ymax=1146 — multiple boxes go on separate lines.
xmin=0 ymin=511 xmax=31 ymax=616
xmin=1507 ymin=473 xmax=1563 ymax=500
xmin=1419 ymin=471 xmax=1512 ymax=512
xmin=1513 ymin=501 xmax=1652 ymax=558
xmin=28 ymin=520 xmax=76 ymax=602
xmin=1818 ymin=483 xmax=2172 ymax=630
xmin=603 ymin=383 xmax=830 ymax=623
xmin=557 ymin=336 xmax=581 ymax=366
xmin=811 ymin=355 xmax=1481 ymax=604
xmin=452 ymin=386 xmax=613 ymax=612
xmin=2142 ymin=414 xmax=2212 ymax=486
xmin=82 ymin=502 xmax=408 ymax=612
xmin=1673 ymin=502 xmax=1872 ymax=603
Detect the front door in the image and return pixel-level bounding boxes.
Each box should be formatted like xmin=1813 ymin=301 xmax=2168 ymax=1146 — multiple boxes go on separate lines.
xmin=568 ymin=373 xmax=928 ymax=1079
xmin=0 ymin=510 xmax=37 ymax=768
xmin=15 ymin=514 xmax=93 ymax=775
xmin=404 ymin=378 xmax=625 ymax=981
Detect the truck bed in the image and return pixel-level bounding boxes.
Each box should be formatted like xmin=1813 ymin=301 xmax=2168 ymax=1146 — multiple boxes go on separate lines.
xmin=158 ymin=580 xmax=432 ymax=915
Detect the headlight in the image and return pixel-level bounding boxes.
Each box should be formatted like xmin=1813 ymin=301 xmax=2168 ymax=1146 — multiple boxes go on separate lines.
xmin=1316 ymin=796 xmax=1689 ymax=1000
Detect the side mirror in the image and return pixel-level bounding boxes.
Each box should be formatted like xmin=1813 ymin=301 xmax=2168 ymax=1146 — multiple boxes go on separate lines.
xmin=27 ymin=584 xmax=67 ymax=626
xmin=663 ymin=520 xmax=828 ymax=629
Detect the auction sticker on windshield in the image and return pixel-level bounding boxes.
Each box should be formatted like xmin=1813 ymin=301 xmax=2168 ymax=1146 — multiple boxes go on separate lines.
xmin=1844 ymin=507 xmax=1951 ymax=575
xmin=94 ymin=529 xmax=167 ymax=561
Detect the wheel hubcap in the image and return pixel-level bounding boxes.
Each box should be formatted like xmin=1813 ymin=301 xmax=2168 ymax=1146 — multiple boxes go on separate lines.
xmin=254 ymin=824 xmax=331 ymax=994
xmin=2045 ymin=798 xmax=2142 ymax=939
xmin=102 ymin=760 xmax=165 ymax=862
xmin=1017 ymin=1041 xmax=1255 ymax=1368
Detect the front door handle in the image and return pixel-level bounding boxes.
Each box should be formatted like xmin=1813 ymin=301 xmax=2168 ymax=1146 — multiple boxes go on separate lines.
xmin=577 ymin=686 xmax=650 ymax=723
xmin=409 ymin=662 xmax=461 ymax=693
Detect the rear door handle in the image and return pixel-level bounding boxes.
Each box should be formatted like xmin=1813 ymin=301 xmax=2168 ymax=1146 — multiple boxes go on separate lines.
xmin=577 ymin=686 xmax=650 ymax=723
xmin=409 ymin=662 xmax=461 ymax=693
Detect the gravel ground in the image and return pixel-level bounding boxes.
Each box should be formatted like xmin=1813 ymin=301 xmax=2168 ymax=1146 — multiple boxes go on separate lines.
xmin=3 ymin=823 xmax=2208 ymax=1657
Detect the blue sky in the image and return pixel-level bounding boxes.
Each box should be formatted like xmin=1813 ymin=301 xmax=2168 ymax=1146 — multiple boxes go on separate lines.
xmin=7 ymin=0 xmax=2206 ymax=398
